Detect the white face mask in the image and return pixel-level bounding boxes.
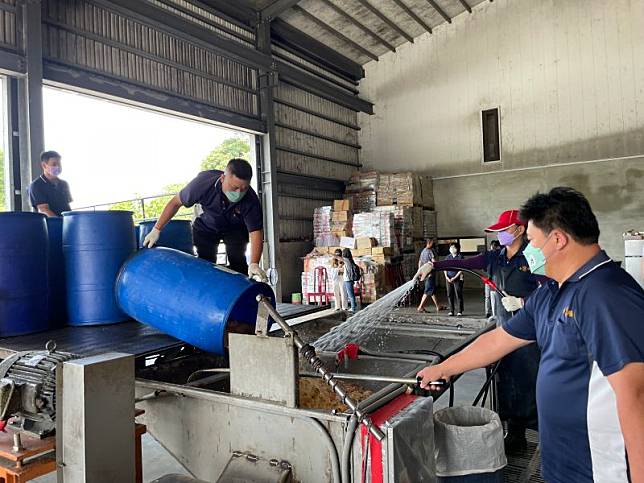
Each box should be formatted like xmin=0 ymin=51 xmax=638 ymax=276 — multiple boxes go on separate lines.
xmin=449 ymin=247 xmax=458 ymax=255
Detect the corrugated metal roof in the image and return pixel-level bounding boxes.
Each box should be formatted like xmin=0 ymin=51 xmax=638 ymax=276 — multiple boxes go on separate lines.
xmin=256 ymin=0 xmax=489 ymax=64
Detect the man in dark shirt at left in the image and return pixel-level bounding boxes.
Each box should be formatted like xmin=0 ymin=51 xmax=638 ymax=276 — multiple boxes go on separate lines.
xmin=28 ymin=150 xmax=72 ymax=217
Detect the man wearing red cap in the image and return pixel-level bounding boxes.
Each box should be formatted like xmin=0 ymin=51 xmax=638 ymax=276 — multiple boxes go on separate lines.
xmin=415 ymin=209 xmax=542 ymax=451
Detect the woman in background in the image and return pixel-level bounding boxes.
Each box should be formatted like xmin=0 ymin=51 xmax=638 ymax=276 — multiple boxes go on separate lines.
xmin=341 ymin=248 xmax=360 ymax=313
xmin=330 ymin=249 xmax=348 ymax=311
xmin=444 ymin=242 xmax=464 ymax=316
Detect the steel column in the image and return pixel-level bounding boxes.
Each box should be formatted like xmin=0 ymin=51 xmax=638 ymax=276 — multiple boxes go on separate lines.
xmin=256 ymin=20 xmax=282 ymax=301
xmin=16 ymin=0 xmax=44 ymax=212
xmin=6 ymin=78 xmax=21 ymax=211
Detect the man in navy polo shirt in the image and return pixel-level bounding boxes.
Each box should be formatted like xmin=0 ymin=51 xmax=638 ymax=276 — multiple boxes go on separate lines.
xmin=144 ymin=158 xmax=267 ymax=282
xmin=28 ymin=150 xmax=72 ymax=217
xmin=417 ymin=187 xmax=644 ymax=482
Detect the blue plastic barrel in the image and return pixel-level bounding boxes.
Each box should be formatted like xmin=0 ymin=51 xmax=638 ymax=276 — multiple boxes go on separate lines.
xmin=0 ymin=212 xmax=49 ymax=336
xmin=115 ymin=248 xmax=275 ymax=354
xmin=45 ymin=217 xmax=67 ymax=326
xmin=63 ymin=211 xmax=136 ymax=325
xmin=138 ymin=220 xmax=194 ymax=254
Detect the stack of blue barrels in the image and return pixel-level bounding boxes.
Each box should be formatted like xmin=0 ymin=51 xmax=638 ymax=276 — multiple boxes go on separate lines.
xmin=1 ymin=211 xmax=274 ymax=356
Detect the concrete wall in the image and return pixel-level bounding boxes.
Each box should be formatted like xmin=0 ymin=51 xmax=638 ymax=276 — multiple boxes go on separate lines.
xmin=358 ymin=0 xmax=644 ymax=260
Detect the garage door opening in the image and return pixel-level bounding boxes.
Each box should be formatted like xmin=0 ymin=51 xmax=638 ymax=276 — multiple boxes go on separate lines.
xmin=42 ymin=86 xmax=256 ymax=221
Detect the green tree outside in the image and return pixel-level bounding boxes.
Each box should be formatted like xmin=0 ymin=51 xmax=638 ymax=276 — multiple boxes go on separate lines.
xmin=200 ymin=136 xmax=250 ymax=171
xmin=108 ymin=136 xmax=251 ymax=222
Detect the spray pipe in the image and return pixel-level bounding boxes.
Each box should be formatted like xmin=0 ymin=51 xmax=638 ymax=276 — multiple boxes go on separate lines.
xmin=430 ymin=266 xmax=508 ymax=297
xmin=256 ymin=295 xmax=386 ymax=442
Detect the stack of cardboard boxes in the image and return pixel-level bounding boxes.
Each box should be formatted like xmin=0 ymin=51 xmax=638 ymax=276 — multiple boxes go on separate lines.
xmin=302 ymin=170 xmax=438 ymax=304
xmin=330 ymin=199 xmax=352 ymax=238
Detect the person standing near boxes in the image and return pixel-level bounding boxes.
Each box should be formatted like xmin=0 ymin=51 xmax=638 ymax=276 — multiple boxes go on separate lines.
xmin=342 ymin=248 xmax=361 ymax=313
xmin=330 ymin=249 xmax=348 ymax=311
xmin=444 ymin=242 xmax=465 ymax=316
xmin=416 ymin=239 xmax=444 ymax=313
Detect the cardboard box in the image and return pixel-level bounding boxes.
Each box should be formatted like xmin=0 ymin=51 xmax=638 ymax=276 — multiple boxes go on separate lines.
xmin=331 ymin=230 xmax=350 ymax=238
xmin=372 ymin=246 xmax=394 ymax=256
xmin=340 ymin=237 xmax=356 ymax=249
xmin=356 ymin=237 xmax=378 ymax=249
xmin=332 ymin=211 xmax=350 ymax=222
xmin=333 ymin=199 xmax=351 ymax=211
xmin=350 ymin=248 xmax=372 ymax=257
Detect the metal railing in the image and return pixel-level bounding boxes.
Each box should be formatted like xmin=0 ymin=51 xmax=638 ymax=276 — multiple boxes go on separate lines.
xmin=76 ymin=193 xmax=228 ymax=263
xmin=75 ymin=192 xmax=193 ymax=222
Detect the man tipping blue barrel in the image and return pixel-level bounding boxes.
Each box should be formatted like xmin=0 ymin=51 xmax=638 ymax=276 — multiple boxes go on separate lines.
xmin=143 ymin=158 xmax=268 ymax=283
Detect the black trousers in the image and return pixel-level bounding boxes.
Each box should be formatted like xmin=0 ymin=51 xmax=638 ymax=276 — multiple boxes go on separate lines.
xmin=192 ymin=225 xmax=249 ymax=275
xmin=446 ymin=279 xmax=464 ymax=313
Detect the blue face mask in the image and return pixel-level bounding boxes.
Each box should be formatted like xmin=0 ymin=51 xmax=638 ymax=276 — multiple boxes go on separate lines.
xmin=523 ymin=235 xmax=553 ymax=275
xmin=224 ymin=190 xmax=246 ymax=203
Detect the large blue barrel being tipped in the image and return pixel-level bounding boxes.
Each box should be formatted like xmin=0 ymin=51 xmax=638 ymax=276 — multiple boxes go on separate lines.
xmin=115 ymin=248 xmax=275 ymax=354
xmin=63 ymin=211 xmax=136 ymax=325
xmin=0 ymin=212 xmax=49 ymax=336
xmin=45 ymin=217 xmax=67 ymax=326
xmin=137 ymin=220 xmax=194 ymax=254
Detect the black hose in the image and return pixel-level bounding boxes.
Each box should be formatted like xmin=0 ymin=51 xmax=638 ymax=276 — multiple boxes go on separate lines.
xmin=434 ymin=266 xmax=505 ymax=297
xmin=472 ymin=361 xmax=501 ymax=407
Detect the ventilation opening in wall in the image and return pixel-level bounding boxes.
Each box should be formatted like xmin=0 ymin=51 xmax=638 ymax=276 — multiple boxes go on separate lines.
xmin=481 ymin=108 xmax=501 ymax=162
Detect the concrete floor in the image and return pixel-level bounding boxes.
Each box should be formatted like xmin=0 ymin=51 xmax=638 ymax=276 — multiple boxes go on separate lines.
xmin=34 ymin=288 xmax=494 ymax=482
xmin=33 ymin=434 xmax=190 ymax=482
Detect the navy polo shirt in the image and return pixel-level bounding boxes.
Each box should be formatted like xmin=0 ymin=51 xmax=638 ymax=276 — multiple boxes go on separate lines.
xmin=504 ymin=250 xmax=644 ymax=483
xmin=486 ymin=241 xmax=539 ymax=298
xmin=445 ymin=253 xmax=464 ymax=278
xmin=28 ymin=175 xmax=72 ymax=216
xmin=179 ymin=170 xmax=263 ymax=234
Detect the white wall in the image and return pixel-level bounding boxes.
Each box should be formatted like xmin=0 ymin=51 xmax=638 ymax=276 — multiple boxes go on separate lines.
xmin=358 ymin=0 xmax=644 ymax=259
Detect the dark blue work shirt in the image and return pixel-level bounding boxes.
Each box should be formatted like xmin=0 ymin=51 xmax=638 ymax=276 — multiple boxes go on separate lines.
xmin=445 ymin=254 xmax=464 ymax=278
xmin=504 ymin=250 xmax=644 ymax=483
xmin=28 ymin=175 xmax=72 ymax=216
xmin=486 ymin=241 xmax=539 ymax=299
xmin=179 ymin=170 xmax=263 ymax=234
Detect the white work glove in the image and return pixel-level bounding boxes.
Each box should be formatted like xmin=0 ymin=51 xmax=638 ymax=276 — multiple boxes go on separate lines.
xmin=248 ymin=263 xmax=268 ymax=283
xmin=142 ymin=227 xmax=161 ymax=248
xmin=502 ymin=295 xmax=524 ymax=312
xmin=414 ymin=262 xmax=434 ymax=281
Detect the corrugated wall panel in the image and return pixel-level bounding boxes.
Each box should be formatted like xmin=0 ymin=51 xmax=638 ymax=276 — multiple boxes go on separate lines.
xmin=273 ymin=61 xmax=360 ymax=244
xmin=150 ymin=0 xmax=255 ymax=46
xmin=0 ymin=1 xmax=17 ymax=52
xmin=274 ymin=102 xmax=359 ymax=145
xmin=275 ymin=83 xmax=358 ymax=127
xmin=276 ymin=149 xmax=355 ymax=181
xmin=42 ymin=0 xmax=260 ymax=124
xmin=278 ymin=183 xmax=338 ymax=201
xmin=279 ymin=196 xmax=327 ymax=220
xmin=275 ymin=126 xmax=359 ymax=165
xmin=279 ymin=219 xmax=313 ymax=242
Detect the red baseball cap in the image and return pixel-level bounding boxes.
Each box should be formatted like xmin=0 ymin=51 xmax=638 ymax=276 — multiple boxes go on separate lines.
xmin=485 ymin=209 xmax=525 ymax=232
